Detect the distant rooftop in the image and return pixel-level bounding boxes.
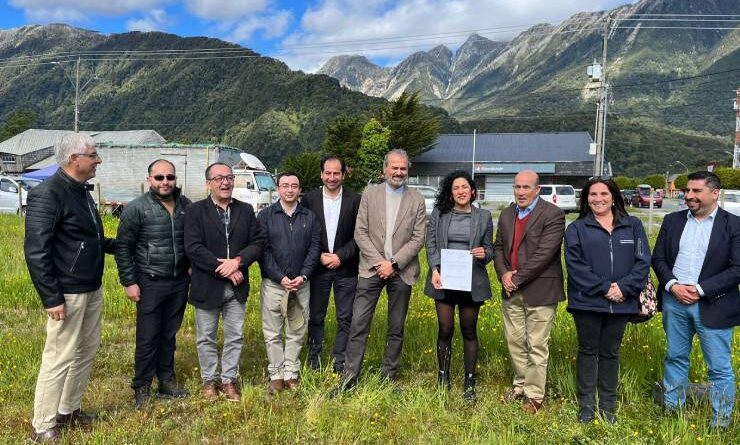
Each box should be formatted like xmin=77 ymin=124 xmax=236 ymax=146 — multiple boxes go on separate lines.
xmin=0 ymin=129 xmax=166 ymax=155
xmin=413 ymin=132 xmax=594 ymax=163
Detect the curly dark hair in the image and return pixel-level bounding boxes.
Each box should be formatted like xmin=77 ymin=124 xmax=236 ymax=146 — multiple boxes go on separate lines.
xmin=578 ymin=178 xmax=628 ymax=222
xmin=434 ymin=170 xmax=477 ymax=214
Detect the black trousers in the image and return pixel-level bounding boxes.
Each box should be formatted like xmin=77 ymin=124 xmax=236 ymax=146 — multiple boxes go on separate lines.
xmin=307 ymin=271 xmax=357 ymax=366
xmin=132 ymin=274 xmax=189 ymax=389
xmin=343 ymin=275 xmax=412 ymax=381
xmin=572 ymin=310 xmax=631 ymax=417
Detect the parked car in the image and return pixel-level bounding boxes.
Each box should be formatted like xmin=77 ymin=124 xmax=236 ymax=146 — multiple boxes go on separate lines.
xmin=720 ymin=190 xmax=740 ymax=217
xmin=622 ymin=189 xmax=635 ymax=205
xmin=0 ymin=175 xmax=33 ymax=214
xmin=408 ymin=184 xmax=438 ymax=216
xmin=631 ymin=184 xmax=663 ymax=208
xmin=538 ymin=184 xmax=577 ymax=213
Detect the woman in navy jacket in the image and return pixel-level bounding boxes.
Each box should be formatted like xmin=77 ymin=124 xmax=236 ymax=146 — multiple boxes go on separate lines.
xmin=564 ymin=177 xmax=650 ymax=423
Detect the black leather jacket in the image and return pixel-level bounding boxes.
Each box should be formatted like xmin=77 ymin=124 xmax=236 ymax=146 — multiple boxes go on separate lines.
xmin=24 ymin=169 xmax=116 ymax=308
xmin=115 ymin=189 xmax=191 ymax=286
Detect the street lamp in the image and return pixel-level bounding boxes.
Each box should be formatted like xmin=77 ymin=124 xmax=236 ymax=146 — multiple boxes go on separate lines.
xmin=673 ymin=161 xmax=688 ymax=175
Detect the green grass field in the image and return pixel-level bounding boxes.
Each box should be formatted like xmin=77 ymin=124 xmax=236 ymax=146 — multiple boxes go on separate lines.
xmin=0 ymin=214 xmax=737 ymax=444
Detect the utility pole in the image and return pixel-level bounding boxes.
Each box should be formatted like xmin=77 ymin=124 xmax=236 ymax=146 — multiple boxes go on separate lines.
xmin=591 ymin=13 xmax=612 ymax=177
xmin=471 ymin=129 xmax=477 ymax=181
xmin=734 ymin=88 xmax=739 ymax=169
xmin=74 ymin=57 xmax=80 ymax=132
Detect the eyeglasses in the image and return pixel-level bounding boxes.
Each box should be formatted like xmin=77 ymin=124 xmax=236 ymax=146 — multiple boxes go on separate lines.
xmin=76 ymin=152 xmax=100 ymax=159
xmin=208 ymin=175 xmax=235 ymax=183
xmin=152 ymin=174 xmax=176 ymax=181
xmin=279 ymin=183 xmax=300 ymax=190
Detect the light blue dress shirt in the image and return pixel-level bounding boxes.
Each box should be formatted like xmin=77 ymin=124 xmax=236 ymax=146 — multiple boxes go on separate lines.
xmin=385 ymin=182 xmax=405 ymax=195
xmin=666 ymin=206 xmax=719 ymax=296
xmin=516 ymin=196 xmax=539 ymax=220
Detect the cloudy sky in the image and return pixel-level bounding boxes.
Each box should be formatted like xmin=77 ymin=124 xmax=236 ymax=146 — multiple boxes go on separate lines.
xmin=1 ymin=0 xmax=637 ymax=71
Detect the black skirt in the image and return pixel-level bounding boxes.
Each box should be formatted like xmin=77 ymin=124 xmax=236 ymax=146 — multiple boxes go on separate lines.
xmin=439 ymin=290 xmax=483 ymax=307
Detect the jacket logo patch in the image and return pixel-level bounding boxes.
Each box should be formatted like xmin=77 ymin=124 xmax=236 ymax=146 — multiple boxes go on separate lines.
xmin=619 ymin=239 xmax=634 ymax=244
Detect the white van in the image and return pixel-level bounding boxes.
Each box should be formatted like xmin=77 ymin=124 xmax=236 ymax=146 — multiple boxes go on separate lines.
xmin=230 ymin=153 xmax=278 ymax=212
xmin=538 ymin=184 xmax=577 ymax=213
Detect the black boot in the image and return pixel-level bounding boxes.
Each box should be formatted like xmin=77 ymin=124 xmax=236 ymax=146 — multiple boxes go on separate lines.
xmin=134 ymin=385 xmax=151 ymax=410
xmin=437 ymin=346 xmax=451 ymax=390
xmin=158 ymin=379 xmax=189 ymax=399
xmin=463 ymin=373 xmax=476 ymax=403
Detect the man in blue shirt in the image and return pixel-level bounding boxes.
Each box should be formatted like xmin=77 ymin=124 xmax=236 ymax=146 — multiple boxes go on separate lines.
xmin=652 ymin=171 xmax=740 ymax=429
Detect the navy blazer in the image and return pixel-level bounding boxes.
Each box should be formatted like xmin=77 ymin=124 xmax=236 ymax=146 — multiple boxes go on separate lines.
xmin=300 ymin=188 xmax=361 ymax=277
xmin=652 ymin=207 xmax=740 ymax=329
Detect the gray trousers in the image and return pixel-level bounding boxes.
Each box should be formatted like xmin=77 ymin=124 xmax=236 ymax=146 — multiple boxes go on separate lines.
xmin=260 ymin=278 xmax=311 ymax=381
xmin=344 ymin=275 xmax=412 ymax=381
xmin=194 ymin=297 xmax=246 ymax=384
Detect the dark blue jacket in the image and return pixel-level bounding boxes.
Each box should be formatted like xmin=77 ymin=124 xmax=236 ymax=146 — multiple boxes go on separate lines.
xmin=652 ymin=208 xmax=740 ymax=329
xmin=257 ymin=201 xmax=322 ymax=283
xmin=564 ymin=213 xmax=650 ymax=314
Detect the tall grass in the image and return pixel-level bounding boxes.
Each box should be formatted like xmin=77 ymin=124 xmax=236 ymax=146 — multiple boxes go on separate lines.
xmin=0 ymin=214 xmax=737 ymax=444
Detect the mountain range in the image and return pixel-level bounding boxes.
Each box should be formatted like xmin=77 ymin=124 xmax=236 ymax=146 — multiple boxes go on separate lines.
xmin=319 ymin=0 xmax=740 ymax=137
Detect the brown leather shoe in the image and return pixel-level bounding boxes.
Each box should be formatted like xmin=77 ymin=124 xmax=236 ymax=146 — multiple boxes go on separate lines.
xmin=267 ymin=379 xmax=284 ymax=396
xmin=201 ymin=381 xmax=220 ymax=399
xmin=222 ymin=380 xmax=241 ymax=402
xmin=522 ymin=397 xmax=543 ymax=414
xmin=284 ymin=379 xmax=299 ymax=390
xmin=55 ymin=409 xmax=98 ymax=428
xmin=30 ymin=426 xmax=61 ymax=443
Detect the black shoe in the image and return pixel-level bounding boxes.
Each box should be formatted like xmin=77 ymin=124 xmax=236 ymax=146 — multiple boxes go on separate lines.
xmin=55 ymin=409 xmax=98 ymax=428
xmin=578 ymin=406 xmax=596 ymax=423
xmin=599 ymin=409 xmax=617 ymax=424
xmin=437 ymin=346 xmax=452 ymax=390
xmin=463 ymin=373 xmax=476 ymax=403
xmin=332 ymin=362 xmax=345 ymax=374
xmin=308 ymin=355 xmax=321 ymax=370
xmin=328 ymin=377 xmax=357 ymax=398
xmin=30 ymin=426 xmax=61 ymax=443
xmin=158 ymin=379 xmax=189 ymax=399
xmin=134 ymin=386 xmax=151 ymax=410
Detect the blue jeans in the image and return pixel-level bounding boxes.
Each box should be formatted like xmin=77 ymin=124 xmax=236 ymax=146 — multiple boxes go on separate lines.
xmin=662 ymin=291 xmax=735 ymax=427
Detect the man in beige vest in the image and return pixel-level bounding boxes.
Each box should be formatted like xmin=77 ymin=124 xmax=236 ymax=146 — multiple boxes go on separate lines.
xmin=336 ymin=149 xmax=426 ymax=392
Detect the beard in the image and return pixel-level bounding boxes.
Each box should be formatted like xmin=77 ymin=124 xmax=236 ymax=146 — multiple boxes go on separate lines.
xmin=150 ymin=185 xmax=175 ymax=199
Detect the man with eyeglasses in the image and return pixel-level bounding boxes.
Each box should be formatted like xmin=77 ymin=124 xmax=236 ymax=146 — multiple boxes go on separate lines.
xmin=185 ymin=162 xmax=264 ymax=402
xmin=24 ymin=133 xmax=116 ymax=442
xmin=115 ymin=159 xmax=191 ymax=409
xmin=493 ymin=170 xmax=565 ymax=414
xmin=257 ymin=171 xmax=321 ymax=396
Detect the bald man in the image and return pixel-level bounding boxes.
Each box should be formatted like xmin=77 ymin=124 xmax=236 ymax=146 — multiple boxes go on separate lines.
xmin=493 ymin=170 xmax=565 ymax=414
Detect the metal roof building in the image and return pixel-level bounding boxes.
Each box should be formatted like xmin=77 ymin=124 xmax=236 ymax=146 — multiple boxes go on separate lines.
xmin=410 ymin=132 xmax=595 ymax=201
xmin=0 ymin=129 xmax=165 ymax=173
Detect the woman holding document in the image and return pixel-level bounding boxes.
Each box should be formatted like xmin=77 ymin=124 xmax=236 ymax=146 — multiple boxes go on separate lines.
xmin=424 ymin=171 xmax=494 ymax=402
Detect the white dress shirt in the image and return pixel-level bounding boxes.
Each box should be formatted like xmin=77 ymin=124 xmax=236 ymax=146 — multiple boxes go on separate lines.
xmin=323 ymin=186 xmax=343 ymax=253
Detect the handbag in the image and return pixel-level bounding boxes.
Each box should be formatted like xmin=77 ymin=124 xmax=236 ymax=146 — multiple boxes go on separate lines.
xmin=631 ymin=279 xmax=657 ymax=324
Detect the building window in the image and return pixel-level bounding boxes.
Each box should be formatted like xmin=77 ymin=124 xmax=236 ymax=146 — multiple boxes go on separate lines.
xmin=1 ymin=154 xmax=15 ymax=164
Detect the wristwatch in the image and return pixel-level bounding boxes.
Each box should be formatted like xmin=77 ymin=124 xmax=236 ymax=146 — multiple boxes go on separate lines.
xmin=301 ymin=275 xmax=308 ymax=283
xmin=390 ymin=258 xmax=400 ymax=273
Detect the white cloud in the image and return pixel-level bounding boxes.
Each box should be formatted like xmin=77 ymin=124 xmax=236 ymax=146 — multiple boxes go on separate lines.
xmin=274 ymin=0 xmax=634 ymax=72
xmin=228 ymin=9 xmax=292 ymax=42
xmin=126 ymin=9 xmax=170 ymax=32
xmin=185 ymin=0 xmax=270 ymax=22
xmin=9 ymin=0 xmax=168 ymax=22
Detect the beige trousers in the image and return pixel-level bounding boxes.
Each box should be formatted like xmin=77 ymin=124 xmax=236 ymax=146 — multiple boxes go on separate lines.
xmin=32 ymin=289 xmax=103 ymax=432
xmin=260 ymin=278 xmax=310 ymax=381
xmin=502 ymin=290 xmax=557 ymax=402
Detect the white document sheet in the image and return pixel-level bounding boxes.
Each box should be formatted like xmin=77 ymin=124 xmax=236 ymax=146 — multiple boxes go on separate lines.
xmin=440 ymin=248 xmax=473 ymax=292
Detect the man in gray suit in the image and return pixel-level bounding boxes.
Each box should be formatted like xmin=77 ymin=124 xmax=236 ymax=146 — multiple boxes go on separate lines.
xmin=337 ymin=149 xmax=426 ymax=391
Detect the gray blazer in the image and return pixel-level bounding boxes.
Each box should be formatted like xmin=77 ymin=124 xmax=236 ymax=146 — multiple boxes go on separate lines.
xmin=424 ymin=206 xmax=494 ymax=302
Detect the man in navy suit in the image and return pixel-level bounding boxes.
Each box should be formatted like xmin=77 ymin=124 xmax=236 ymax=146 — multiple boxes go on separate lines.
xmin=652 ymin=171 xmax=740 ymax=428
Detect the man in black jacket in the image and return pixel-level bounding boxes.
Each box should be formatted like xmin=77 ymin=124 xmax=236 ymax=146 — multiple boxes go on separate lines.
xmin=301 ymin=156 xmax=361 ymax=373
xmin=24 ymin=132 xmax=116 ymax=443
xmin=185 ymin=162 xmax=264 ymax=402
xmin=115 ymin=159 xmax=191 ymax=409
xmin=258 ymin=171 xmax=321 ymax=395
